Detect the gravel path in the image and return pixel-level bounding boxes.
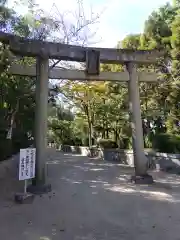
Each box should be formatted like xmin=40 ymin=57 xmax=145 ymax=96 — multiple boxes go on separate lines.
xmin=1 ymin=150 xmax=180 ymax=240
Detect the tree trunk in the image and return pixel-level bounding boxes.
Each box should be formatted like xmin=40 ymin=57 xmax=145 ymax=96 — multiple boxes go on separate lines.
xmin=106 ymin=129 xmax=109 ymax=139
xmin=88 ymin=119 xmax=92 ymax=147
xmin=86 ymin=101 xmax=92 ymax=147
xmin=114 ymin=120 xmax=118 ymax=143
xmin=102 ymin=119 xmax=105 ymax=138
xmin=105 ymin=120 xmax=109 ymax=139
xmin=6 ymin=99 xmax=19 ymax=140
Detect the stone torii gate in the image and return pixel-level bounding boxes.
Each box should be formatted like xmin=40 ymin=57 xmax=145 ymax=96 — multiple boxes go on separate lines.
xmin=0 ymin=31 xmax=162 ymax=192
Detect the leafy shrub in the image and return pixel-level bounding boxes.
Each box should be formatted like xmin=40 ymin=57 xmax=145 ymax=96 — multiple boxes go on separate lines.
xmin=83 ymin=137 xmax=95 ymax=146
xmin=61 ymin=137 xmax=83 ymax=146
xmin=152 ymin=133 xmax=180 ymax=153
xmin=73 ymin=137 xmax=82 ymax=146
xmin=98 ymin=139 xmax=118 ymax=149
xmin=120 ymin=137 xmax=132 ymax=149
xmin=0 ymin=129 xmax=33 ymax=161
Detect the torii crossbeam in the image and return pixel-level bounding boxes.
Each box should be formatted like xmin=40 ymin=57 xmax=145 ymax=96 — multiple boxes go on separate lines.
xmin=0 ymin=31 xmax=162 ymax=191
xmin=9 ymin=63 xmax=157 ymax=82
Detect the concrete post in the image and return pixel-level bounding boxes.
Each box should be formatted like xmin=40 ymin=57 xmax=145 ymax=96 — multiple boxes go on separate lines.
xmin=34 ymin=57 xmax=49 ymax=184
xmin=28 ymin=57 xmax=51 ymax=193
xmin=126 ymin=62 xmax=152 ymax=182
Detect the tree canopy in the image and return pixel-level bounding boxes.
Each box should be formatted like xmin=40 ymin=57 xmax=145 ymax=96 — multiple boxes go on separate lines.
xmin=0 ymin=0 xmax=180 ymax=160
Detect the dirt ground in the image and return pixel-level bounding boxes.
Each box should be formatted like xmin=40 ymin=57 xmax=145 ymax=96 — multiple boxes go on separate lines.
xmin=1 ymin=150 xmax=180 ymax=240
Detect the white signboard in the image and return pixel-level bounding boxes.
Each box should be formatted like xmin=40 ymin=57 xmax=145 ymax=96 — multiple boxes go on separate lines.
xmin=19 ymin=148 xmax=36 ymax=180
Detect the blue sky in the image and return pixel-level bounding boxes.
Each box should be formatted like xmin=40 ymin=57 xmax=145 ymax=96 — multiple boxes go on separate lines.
xmin=8 ymin=0 xmax=170 ymax=47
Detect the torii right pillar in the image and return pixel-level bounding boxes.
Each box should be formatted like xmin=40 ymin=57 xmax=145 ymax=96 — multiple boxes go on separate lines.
xmin=126 ymin=62 xmax=153 ymax=184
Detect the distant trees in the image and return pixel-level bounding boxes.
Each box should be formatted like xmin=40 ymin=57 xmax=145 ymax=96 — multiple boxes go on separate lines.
xmin=1 ymin=0 xmax=180 ymax=160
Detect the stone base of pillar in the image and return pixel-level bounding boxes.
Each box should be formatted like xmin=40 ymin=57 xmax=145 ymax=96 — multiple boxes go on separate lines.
xmin=130 ymin=174 xmax=154 ymax=184
xmin=27 ymin=183 xmax=51 ymax=195
xmin=14 ymin=192 xmax=35 ymax=204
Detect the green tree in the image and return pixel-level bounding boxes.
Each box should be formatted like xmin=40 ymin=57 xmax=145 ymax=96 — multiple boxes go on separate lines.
xmin=167 ymin=9 xmax=180 ymax=134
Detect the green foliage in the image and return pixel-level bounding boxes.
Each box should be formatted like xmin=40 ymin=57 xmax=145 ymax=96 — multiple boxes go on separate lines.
xmin=152 ymin=133 xmax=180 ymax=153
xmin=144 ymin=3 xmax=176 ymax=50
xmin=98 ymin=139 xmax=118 ymax=149
xmin=121 ymin=34 xmax=141 ymax=49
xmin=0 ymin=0 xmax=60 ymax=160
xmin=1 ymin=0 xmax=180 ymax=160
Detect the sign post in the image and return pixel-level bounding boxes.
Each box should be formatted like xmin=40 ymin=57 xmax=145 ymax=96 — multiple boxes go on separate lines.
xmin=14 ymin=148 xmax=36 ymax=204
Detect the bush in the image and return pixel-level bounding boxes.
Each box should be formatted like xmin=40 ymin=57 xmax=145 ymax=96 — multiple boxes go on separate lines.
xmin=62 ymin=139 xmax=75 ymax=146
xmin=62 ymin=137 xmax=83 ymax=146
xmin=120 ymin=137 xmax=132 ymax=149
xmin=83 ymin=137 xmax=95 ymax=146
xmin=0 ymin=130 xmax=33 ymax=161
xmin=152 ymin=133 xmax=180 ymax=153
xmin=98 ymin=139 xmax=118 ymax=149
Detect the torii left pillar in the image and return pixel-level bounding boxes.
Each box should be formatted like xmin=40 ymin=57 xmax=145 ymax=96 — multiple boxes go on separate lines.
xmin=27 ymin=57 xmax=51 ymax=194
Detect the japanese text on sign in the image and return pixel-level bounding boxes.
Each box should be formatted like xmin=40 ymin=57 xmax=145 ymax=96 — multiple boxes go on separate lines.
xmin=19 ymin=148 xmax=36 ymax=180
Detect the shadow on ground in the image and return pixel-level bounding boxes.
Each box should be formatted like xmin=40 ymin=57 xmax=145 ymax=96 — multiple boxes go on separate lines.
xmin=1 ymin=150 xmax=180 ymax=240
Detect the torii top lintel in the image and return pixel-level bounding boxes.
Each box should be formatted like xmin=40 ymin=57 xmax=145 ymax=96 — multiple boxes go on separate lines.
xmin=0 ymin=31 xmax=163 ymax=64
